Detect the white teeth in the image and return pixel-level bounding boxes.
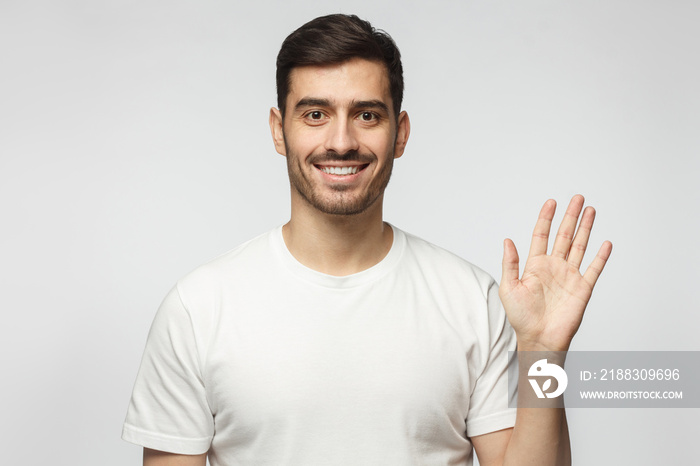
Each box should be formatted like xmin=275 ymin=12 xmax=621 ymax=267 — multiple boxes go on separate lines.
xmin=321 ymin=166 xmax=359 ymax=175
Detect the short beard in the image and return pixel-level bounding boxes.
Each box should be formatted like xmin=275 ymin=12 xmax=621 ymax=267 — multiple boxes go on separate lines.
xmin=285 ymin=145 xmax=394 ymax=216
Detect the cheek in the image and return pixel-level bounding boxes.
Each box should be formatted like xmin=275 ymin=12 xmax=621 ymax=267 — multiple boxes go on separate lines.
xmin=366 ymin=125 xmax=395 ymax=146
xmin=289 ymin=131 xmax=326 ymax=155
xmin=367 ymin=134 xmax=396 ymax=158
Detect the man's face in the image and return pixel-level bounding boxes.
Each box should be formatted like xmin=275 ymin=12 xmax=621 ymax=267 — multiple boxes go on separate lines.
xmin=270 ymin=58 xmax=409 ymax=216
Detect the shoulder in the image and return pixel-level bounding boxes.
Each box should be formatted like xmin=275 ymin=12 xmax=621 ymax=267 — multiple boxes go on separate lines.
xmin=175 ymin=227 xmax=278 ymax=300
xmin=394 ymin=227 xmax=512 ymax=362
xmin=398 ymin=227 xmax=497 ymax=295
xmin=156 ymin=228 xmax=280 ymax=350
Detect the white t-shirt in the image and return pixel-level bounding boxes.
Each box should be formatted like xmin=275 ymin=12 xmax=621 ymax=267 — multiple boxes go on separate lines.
xmin=122 ymin=225 xmax=517 ymax=465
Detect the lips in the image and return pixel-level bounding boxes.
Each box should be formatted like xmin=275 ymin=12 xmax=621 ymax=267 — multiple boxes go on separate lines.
xmin=320 ymin=165 xmax=358 ymax=175
xmin=314 ymin=163 xmax=369 ymax=176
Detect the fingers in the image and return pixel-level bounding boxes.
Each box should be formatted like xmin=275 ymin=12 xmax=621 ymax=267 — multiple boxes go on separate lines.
xmin=501 ymin=238 xmax=520 ymax=288
xmin=551 ymin=194 xmax=585 ymax=259
xmin=567 ymin=206 xmax=596 ymax=269
xmin=525 ymin=196 xmax=609 ymax=281
xmin=583 ymin=241 xmax=613 ymax=287
xmin=527 ymin=199 xmax=557 ymax=260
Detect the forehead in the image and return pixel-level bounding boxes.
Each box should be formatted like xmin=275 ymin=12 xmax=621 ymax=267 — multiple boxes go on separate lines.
xmin=287 ymin=58 xmax=391 ymax=108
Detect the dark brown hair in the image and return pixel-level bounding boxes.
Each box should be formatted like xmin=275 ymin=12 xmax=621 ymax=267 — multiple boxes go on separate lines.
xmin=276 ymin=14 xmax=404 ymax=118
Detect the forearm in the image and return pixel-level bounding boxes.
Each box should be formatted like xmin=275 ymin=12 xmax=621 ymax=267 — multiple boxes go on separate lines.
xmin=502 ymin=407 xmax=570 ymax=466
xmin=143 ymin=448 xmax=207 ymax=466
xmin=502 ymin=350 xmax=571 ymax=466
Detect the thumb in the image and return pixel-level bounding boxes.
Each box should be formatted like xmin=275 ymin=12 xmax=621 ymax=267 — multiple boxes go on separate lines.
xmin=501 ymin=238 xmax=520 ymax=290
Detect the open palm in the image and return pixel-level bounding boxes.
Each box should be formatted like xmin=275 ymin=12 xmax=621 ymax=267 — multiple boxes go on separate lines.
xmin=499 ymin=195 xmax=613 ymax=352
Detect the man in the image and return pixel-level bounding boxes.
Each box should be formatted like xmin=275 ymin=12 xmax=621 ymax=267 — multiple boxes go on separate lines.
xmin=122 ymin=14 xmax=612 ymax=466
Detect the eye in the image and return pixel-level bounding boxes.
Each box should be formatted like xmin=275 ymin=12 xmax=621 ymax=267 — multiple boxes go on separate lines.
xmin=303 ymin=110 xmax=327 ymax=125
xmin=359 ymin=111 xmax=378 ymax=122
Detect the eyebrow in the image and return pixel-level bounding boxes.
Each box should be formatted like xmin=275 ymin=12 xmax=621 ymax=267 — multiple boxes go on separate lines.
xmin=294 ymin=98 xmax=390 ymax=114
xmin=352 ymin=100 xmax=390 ymax=114
xmin=294 ymin=98 xmax=331 ymax=110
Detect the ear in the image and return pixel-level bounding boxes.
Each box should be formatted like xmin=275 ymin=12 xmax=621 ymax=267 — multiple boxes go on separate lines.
xmin=269 ymin=107 xmax=286 ymax=156
xmin=393 ymin=111 xmax=410 ymax=159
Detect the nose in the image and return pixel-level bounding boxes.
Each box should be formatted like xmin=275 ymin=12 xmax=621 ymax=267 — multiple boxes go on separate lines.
xmin=324 ymin=117 xmax=360 ymax=155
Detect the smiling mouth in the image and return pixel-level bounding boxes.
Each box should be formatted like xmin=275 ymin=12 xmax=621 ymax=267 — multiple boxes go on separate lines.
xmin=315 ymin=164 xmax=369 ymax=176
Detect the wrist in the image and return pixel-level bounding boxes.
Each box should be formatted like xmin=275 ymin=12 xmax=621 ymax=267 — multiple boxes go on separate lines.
xmin=516 ymin=336 xmax=571 ymax=353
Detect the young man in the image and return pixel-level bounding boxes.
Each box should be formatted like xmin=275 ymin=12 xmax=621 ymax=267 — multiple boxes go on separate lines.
xmin=122 ymin=14 xmax=611 ymax=466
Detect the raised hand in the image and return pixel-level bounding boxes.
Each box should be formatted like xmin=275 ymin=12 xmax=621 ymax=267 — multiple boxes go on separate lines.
xmin=499 ymin=195 xmax=613 ymax=352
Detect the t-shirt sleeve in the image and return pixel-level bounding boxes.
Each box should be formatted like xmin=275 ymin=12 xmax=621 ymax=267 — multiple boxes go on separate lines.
xmin=465 ymin=280 xmax=517 ymax=438
xmin=122 ymin=285 xmax=214 ymax=454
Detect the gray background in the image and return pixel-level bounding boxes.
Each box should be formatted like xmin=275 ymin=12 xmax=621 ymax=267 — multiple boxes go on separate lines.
xmin=1 ymin=0 xmax=698 ymax=464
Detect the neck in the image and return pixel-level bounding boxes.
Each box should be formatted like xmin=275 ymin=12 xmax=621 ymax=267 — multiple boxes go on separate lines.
xmin=282 ymin=195 xmax=393 ymax=276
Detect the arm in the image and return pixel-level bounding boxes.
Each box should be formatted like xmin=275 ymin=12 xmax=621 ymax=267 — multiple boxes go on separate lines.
xmin=144 ymin=448 xmax=207 ymax=466
xmin=472 ymin=412 xmax=570 ymax=466
xmin=475 ymin=195 xmax=612 ymax=466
